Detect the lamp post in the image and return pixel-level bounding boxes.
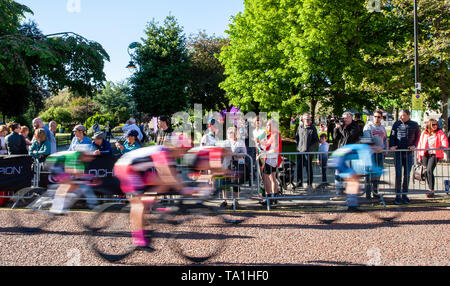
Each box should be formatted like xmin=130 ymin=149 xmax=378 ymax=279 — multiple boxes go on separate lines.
xmin=413 ymin=0 xmax=420 ymax=98
xmin=126 ymin=42 xmax=139 ymax=71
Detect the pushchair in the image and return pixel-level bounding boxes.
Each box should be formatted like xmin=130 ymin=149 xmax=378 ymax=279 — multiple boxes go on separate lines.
xmin=276 ymin=156 xmax=296 ymax=195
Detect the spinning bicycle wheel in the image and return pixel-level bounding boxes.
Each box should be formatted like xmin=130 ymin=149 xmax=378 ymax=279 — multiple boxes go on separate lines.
xmin=169 ymin=202 xmax=226 ymax=263
xmin=88 ymin=203 xmax=137 ymax=263
xmin=10 ymin=187 xmax=54 ymax=232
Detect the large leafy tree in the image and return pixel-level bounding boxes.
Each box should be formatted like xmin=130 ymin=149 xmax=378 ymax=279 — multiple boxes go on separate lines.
xmin=218 ymin=0 xmax=392 ymax=121
xmin=0 ymin=0 xmax=110 ymax=120
xmin=129 ymin=15 xmax=190 ymax=117
xmin=362 ymin=0 xmax=449 ymax=130
xmin=186 ymin=32 xmax=230 ymax=111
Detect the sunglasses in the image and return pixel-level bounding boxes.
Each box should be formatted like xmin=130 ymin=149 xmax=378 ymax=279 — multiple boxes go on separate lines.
xmin=374 ymin=116 xmax=382 ymax=118
xmin=432 ymin=124 xmax=438 ymax=127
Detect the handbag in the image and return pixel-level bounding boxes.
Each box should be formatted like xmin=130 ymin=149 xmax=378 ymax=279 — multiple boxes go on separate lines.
xmin=412 ymin=164 xmax=427 ymax=182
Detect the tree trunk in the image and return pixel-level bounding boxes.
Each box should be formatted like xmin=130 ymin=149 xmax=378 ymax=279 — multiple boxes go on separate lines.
xmin=310 ymin=96 xmax=318 ymax=124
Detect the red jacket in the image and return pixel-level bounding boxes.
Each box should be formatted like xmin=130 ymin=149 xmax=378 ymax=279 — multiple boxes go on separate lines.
xmin=417 ymin=129 xmax=448 ymax=160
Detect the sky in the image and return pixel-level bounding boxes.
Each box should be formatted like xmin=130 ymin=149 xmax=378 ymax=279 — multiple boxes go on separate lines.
xmin=19 ymin=0 xmax=244 ymax=83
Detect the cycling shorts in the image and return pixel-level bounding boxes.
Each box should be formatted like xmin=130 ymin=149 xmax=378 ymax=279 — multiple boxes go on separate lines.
xmin=114 ymin=164 xmax=158 ymax=194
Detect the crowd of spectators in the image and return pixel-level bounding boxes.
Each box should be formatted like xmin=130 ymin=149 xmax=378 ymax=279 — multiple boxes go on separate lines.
xmin=1 ymin=107 xmax=448 ymax=204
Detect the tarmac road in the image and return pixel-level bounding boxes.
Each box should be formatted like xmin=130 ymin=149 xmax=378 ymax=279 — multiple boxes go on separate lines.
xmin=0 ymin=203 xmax=448 ymax=266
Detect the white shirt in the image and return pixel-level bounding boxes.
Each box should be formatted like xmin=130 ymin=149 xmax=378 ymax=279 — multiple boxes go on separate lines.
xmin=0 ymin=137 xmax=6 ymax=155
xmin=201 ymin=133 xmax=217 ymax=147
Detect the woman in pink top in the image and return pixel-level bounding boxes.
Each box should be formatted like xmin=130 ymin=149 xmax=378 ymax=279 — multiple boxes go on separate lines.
xmin=417 ymin=119 xmax=449 ymax=197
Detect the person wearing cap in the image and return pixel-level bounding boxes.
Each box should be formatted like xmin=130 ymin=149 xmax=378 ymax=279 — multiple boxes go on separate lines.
xmin=91 ymin=132 xmax=112 ymax=156
xmin=116 ymin=129 xmax=141 ymax=154
xmin=68 ymin=125 xmax=92 ymax=151
xmin=122 ymin=118 xmax=143 ymax=142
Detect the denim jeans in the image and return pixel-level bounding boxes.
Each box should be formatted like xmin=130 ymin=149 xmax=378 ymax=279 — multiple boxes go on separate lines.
xmin=296 ymin=154 xmax=314 ymax=186
xmin=394 ymin=151 xmax=414 ymax=196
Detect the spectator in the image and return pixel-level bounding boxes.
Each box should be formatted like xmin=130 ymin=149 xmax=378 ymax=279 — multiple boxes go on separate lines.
xmin=68 ymin=125 xmax=92 ymax=151
xmin=122 ymin=118 xmax=143 ymax=142
xmin=389 ymin=109 xmax=420 ymax=205
xmin=0 ymin=125 xmax=8 ymax=155
xmin=317 ymin=133 xmax=329 ymax=183
xmin=354 ymin=113 xmax=365 ymax=137
xmin=220 ymin=126 xmax=248 ymax=208
xmin=417 ymin=118 xmax=449 ymax=198
xmin=29 ymin=128 xmax=51 ymax=162
xmin=363 ymin=109 xmax=388 ymax=199
xmin=48 ymin=121 xmax=58 ymax=153
xmin=200 ymin=118 xmax=218 ymax=147
xmin=19 ymin=126 xmax=32 ymax=151
xmin=116 ymin=130 xmax=141 ymax=154
xmin=104 ymin=121 xmax=112 ymax=141
xmin=332 ymin=112 xmax=360 ymax=197
xmin=32 ymin=118 xmax=56 ymax=154
xmin=91 ymin=132 xmax=112 ymax=156
xmin=295 ymin=113 xmax=319 ymax=190
xmin=5 ymin=122 xmax=28 ymax=155
xmin=92 ymin=121 xmax=101 ymax=133
xmin=155 ymin=116 xmax=174 ymax=146
xmin=259 ymin=119 xmax=282 ymax=206
xmin=326 ymin=116 xmax=335 ymax=144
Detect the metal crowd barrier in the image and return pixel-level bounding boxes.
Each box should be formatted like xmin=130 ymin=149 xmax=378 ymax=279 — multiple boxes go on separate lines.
xmin=256 ymin=148 xmax=450 ymax=210
xmin=2 ymin=148 xmax=450 ymax=210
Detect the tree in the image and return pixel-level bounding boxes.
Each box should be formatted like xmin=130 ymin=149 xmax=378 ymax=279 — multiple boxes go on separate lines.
xmin=218 ymin=0 xmax=391 ymax=122
xmin=362 ymin=0 xmax=449 ymax=131
xmin=186 ymin=32 xmax=230 ymax=111
xmin=129 ymin=15 xmax=190 ymax=117
xmin=0 ymin=1 xmax=109 ymax=119
xmin=93 ymin=81 xmax=137 ymax=124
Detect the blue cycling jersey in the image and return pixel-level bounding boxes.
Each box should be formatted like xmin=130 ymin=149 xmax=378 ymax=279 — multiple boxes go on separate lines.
xmin=328 ymin=144 xmax=383 ymax=178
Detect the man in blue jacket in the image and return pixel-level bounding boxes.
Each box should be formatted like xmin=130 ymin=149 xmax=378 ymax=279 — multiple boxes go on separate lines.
xmin=389 ymin=109 xmax=420 ymax=205
xmin=92 ymin=132 xmax=112 ymax=156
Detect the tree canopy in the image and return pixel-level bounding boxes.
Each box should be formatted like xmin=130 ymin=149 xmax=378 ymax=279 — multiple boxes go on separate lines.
xmin=0 ymin=0 xmax=110 ymax=119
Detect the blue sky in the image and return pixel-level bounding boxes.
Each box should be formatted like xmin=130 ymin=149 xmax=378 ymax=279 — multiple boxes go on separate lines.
xmin=19 ymin=0 xmax=244 ymax=83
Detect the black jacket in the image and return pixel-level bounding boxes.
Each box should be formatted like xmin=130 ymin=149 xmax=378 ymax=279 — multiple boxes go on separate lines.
xmin=389 ymin=120 xmax=420 ymax=149
xmin=296 ymin=124 xmax=319 ymax=152
xmin=334 ymin=121 xmax=360 ymax=148
xmin=5 ymin=132 xmax=28 ymax=155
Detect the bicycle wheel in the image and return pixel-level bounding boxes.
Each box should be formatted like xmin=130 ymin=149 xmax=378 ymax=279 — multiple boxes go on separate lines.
xmin=169 ymin=202 xmax=226 ymax=263
xmin=88 ymin=203 xmax=136 ymax=263
xmin=10 ymin=187 xmax=54 ymax=232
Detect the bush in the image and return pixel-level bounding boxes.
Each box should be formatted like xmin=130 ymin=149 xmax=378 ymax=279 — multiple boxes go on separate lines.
xmin=85 ymin=113 xmax=115 ymax=129
xmin=40 ymin=107 xmax=72 ymax=125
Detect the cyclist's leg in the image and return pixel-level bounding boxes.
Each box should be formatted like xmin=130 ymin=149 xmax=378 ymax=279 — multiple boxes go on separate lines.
xmin=345 ymin=174 xmax=360 ymax=209
xmin=50 ymin=183 xmax=78 ymax=214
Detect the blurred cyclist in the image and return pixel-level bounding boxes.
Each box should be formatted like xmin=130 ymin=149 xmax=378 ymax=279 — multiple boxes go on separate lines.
xmin=328 ymin=136 xmax=384 ymax=212
xmin=45 ymin=145 xmax=98 ymax=214
xmin=113 ymin=133 xmax=193 ymax=248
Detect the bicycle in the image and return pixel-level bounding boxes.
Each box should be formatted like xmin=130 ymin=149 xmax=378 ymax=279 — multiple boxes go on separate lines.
xmin=308 ymin=176 xmax=403 ymax=225
xmin=8 ymin=175 xmax=121 ymax=232
xmin=87 ymin=183 xmax=249 ymax=264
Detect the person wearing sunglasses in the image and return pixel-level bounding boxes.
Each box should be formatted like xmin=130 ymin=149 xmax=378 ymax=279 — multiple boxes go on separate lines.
xmin=362 ymin=109 xmax=388 ymax=199
xmin=417 ymin=118 xmax=449 ymax=198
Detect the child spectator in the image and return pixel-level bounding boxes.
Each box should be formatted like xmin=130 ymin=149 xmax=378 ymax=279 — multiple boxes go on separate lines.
xmin=318 ymin=133 xmax=329 ymax=182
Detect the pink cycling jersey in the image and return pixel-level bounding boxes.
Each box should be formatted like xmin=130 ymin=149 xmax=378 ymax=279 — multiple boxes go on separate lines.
xmin=114 ymin=146 xmax=175 ymax=194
